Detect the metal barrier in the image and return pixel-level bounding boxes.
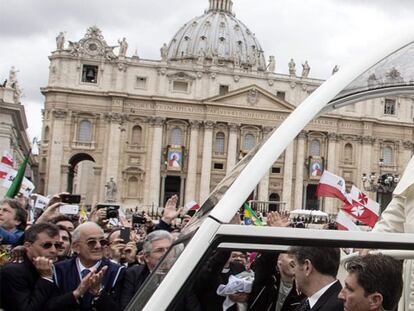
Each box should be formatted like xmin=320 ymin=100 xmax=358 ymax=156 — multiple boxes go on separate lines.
xmin=248 ymin=200 xmax=287 ymax=215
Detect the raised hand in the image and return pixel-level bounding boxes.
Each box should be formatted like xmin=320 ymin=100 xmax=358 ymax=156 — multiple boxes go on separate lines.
xmin=266 ymin=211 xmax=290 ymax=228
xmin=161 ymin=195 xmax=183 ymax=224
xmin=89 ymin=266 xmax=108 ymax=296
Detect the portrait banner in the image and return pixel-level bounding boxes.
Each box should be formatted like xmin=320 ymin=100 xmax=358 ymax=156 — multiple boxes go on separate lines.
xmin=309 ymin=156 xmax=323 ymax=179
xmin=167 ymin=145 xmax=183 ymax=171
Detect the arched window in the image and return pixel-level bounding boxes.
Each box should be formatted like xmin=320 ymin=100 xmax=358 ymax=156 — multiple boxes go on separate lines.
xmin=215 ymin=132 xmax=225 ymax=154
xmin=170 ymin=127 xmax=183 ymax=145
xmin=344 ymin=143 xmax=353 ymax=163
xmin=131 ymin=125 xmax=142 ymax=145
xmin=78 ymin=120 xmax=92 ymax=142
xmin=243 ymin=134 xmax=255 ymax=151
xmin=128 ymin=176 xmax=139 ymax=197
xmin=310 ymin=139 xmax=321 ymax=156
xmin=383 ymin=146 xmax=393 ymax=165
xmin=44 ymin=126 xmax=50 ymax=141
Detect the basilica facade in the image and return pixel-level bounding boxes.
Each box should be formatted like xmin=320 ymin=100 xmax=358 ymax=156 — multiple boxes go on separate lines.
xmin=39 ymin=0 xmax=414 ymax=214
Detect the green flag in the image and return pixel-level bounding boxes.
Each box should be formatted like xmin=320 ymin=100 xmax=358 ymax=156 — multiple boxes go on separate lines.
xmin=5 ymin=150 xmax=31 ymax=198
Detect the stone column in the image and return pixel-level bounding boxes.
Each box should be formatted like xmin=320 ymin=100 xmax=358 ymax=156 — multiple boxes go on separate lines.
xmin=401 ymin=140 xmax=413 ymax=173
xmin=258 ymin=127 xmax=273 ymax=201
xmin=148 ymin=117 xmax=164 ymax=207
xmin=185 ymin=121 xmax=200 ymax=204
xmin=47 ymin=110 xmax=67 ymax=195
xmin=103 ymin=113 xmax=124 ymax=201
xmin=92 ymin=166 xmax=102 ymax=205
xmin=282 ymin=142 xmax=294 ymax=210
xmin=360 ymin=136 xmax=375 ymax=198
xmin=160 ymin=175 xmax=166 ymax=206
xmin=294 ymin=131 xmax=306 ymax=209
xmin=226 ymin=123 xmax=239 ymax=174
xmin=180 ymin=177 xmax=185 ymax=206
xmin=199 ymin=121 xmax=214 ymax=203
xmin=325 ymin=133 xmax=338 ymax=214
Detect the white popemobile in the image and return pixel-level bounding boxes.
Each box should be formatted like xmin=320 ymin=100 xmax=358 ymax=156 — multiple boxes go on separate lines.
xmin=126 ymin=33 xmax=414 ymax=310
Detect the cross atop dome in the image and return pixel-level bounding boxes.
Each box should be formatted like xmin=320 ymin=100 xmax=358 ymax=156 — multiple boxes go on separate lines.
xmin=207 ymin=0 xmax=233 ymax=14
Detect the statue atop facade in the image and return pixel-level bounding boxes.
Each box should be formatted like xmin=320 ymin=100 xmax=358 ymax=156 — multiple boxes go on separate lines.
xmin=118 ymin=37 xmax=128 ymax=57
xmin=267 ymin=55 xmax=276 ymax=72
xmin=105 ymin=177 xmax=117 ymax=202
xmin=332 ymin=65 xmax=339 ymax=75
xmin=301 ymin=61 xmax=310 ymax=78
xmin=68 ymin=41 xmax=82 ymax=56
xmin=160 ymin=43 xmax=168 ymax=62
xmin=288 ymin=58 xmax=296 ymax=77
xmin=56 ymin=32 xmax=65 ymax=50
xmin=8 ymin=66 xmax=18 ymax=84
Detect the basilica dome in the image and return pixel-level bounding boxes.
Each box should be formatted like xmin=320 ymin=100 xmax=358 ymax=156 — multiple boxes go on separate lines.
xmin=166 ymin=0 xmax=266 ymax=71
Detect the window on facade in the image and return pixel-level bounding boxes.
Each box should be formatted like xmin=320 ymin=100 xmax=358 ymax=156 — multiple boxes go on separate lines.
xmin=131 ymin=125 xmax=142 ymax=145
xmin=271 ymin=167 xmax=281 ymax=174
xmin=213 ymin=163 xmax=224 ymax=170
xmin=135 ymin=77 xmax=147 ymax=89
xmin=170 ymin=127 xmax=183 ymax=145
xmin=78 ymin=120 xmax=92 ymax=142
xmin=82 ymin=65 xmax=98 ymax=83
xmin=310 ymin=139 xmax=321 ymax=156
xmin=41 ymin=158 xmax=47 ymax=173
xmin=173 ymin=81 xmax=189 ymax=92
xmin=128 ymin=176 xmax=139 ymax=197
xmin=383 ymin=146 xmax=393 ymax=165
xmin=276 ymin=91 xmax=286 ymax=101
xmin=384 ymin=99 xmax=396 ymax=115
xmin=344 ymin=143 xmax=353 ymax=163
xmin=243 ymin=134 xmax=256 ymax=151
xmin=219 ymin=85 xmax=229 ymax=96
xmin=214 ymin=132 xmax=225 ymax=154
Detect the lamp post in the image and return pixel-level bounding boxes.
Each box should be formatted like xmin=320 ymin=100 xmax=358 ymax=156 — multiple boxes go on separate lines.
xmin=361 ymin=158 xmax=399 ymax=211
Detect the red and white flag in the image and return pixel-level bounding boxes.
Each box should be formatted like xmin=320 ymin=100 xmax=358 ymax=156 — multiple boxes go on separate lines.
xmin=0 ymin=163 xmax=11 ymax=180
xmin=341 ymin=185 xmax=379 ymax=227
xmin=316 ymin=171 xmax=351 ymax=204
xmin=336 ymin=210 xmax=361 ymax=231
xmin=1 ymin=151 xmax=13 ymax=167
xmin=185 ymin=200 xmax=200 ymax=211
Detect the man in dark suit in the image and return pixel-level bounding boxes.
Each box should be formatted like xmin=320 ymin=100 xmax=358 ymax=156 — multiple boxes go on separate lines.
xmin=48 ymin=222 xmax=124 ymax=311
xmin=288 ymin=246 xmax=343 ymax=311
xmin=1 ymin=223 xmax=61 ymax=311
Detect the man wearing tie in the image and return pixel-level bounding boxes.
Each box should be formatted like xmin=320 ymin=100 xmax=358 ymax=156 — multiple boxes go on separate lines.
xmin=288 ymin=246 xmax=343 ymax=311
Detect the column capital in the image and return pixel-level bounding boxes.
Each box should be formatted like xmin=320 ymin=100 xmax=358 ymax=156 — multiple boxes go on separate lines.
xmin=403 ymin=140 xmax=413 ymax=150
xmin=328 ymin=132 xmax=338 ymax=141
xmin=298 ymin=130 xmax=307 ymax=139
xmin=190 ymin=120 xmax=201 ymax=130
xmin=53 ymin=109 xmax=68 ymax=119
xmin=262 ymin=126 xmax=274 ymax=135
xmin=104 ymin=112 xmax=127 ymax=123
xmin=204 ymin=120 xmax=215 ymax=130
xmin=150 ymin=117 xmax=165 ymax=127
xmin=228 ymin=123 xmax=239 ymax=132
xmin=361 ymin=135 xmax=375 ymax=144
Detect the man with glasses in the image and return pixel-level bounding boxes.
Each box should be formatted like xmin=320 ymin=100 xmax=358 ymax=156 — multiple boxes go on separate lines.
xmin=120 ymin=230 xmax=173 ymax=309
xmin=1 ymin=223 xmax=61 ymax=311
xmin=49 ymin=222 xmax=125 ymax=311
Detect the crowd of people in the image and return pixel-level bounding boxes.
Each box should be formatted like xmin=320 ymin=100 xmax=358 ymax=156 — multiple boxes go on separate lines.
xmin=0 ymin=193 xmax=405 ymax=311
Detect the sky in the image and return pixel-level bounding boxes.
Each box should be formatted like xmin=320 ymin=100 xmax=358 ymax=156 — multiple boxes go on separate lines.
xmin=1 ymin=0 xmax=414 ymax=147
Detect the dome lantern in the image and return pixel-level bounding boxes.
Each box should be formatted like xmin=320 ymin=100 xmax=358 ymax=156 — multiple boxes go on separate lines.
xmin=207 ymin=0 xmax=233 ymax=14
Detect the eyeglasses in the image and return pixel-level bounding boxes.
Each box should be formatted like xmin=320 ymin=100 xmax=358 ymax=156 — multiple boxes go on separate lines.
xmin=40 ymin=242 xmax=64 ymax=250
xmin=83 ymin=238 xmax=109 ymax=249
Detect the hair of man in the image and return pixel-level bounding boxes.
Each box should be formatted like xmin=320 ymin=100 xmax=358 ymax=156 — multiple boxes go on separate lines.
xmin=344 ymin=254 xmax=403 ymax=310
xmin=0 ymin=198 xmax=27 ymax=231
xmin=143 ymin=230 xmax=173 ymax=254
xmin=71 ymin=221 xmax=104 ymax=243
xmin=24 ymin=222 xmax=60 ymax=243
xmin=288 ymin=246 xmax=340 ymax=278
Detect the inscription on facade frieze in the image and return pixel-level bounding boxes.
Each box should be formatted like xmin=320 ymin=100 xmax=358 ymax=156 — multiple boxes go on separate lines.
xmin=310 ymin=119 xmax=336 ymax=126
xmin=207 ymin=107 xmax=286 ymax=121
xmin=156 ymin=103 xmax=205 ymax=114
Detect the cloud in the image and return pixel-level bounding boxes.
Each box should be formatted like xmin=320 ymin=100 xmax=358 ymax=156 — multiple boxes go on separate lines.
xmin=1 ymin=0 xmax=414 ymax=143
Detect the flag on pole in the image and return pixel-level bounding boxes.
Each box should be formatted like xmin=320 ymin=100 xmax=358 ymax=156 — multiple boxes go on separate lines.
xmin=336 ymin=210 xmax=361 ymax=231
xmin=316 ymin=171 xmax=351 ymax=204
xmin=1 ymin=151 xmax=13 ymax=167
xmin=340 ymin=185 xmax=379 ymax=227
xmin=243 ymin=203 xmax=263 ymax=226
xmin=5 ymin=150 xmax=31 ymax=198
xmin=0 ymin=163 xmax=11 ymax=180
xmin=185 ymin=200 xmax=200 ymax=211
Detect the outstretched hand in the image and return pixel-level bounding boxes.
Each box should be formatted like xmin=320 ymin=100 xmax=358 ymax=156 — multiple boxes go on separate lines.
xmin=161 ymin=195 xmax=183 ymax=225
xmin=266 ymin=211 xmax=290 ymax=228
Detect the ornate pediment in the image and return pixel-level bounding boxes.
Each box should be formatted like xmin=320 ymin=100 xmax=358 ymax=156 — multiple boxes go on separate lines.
xmin=205 ymin=85 xmax=295 ymax=111
xmin=64 ymin=26 xmax=118 ymax=61
xmin=166 ymin=71 xmax=197 ymax=81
